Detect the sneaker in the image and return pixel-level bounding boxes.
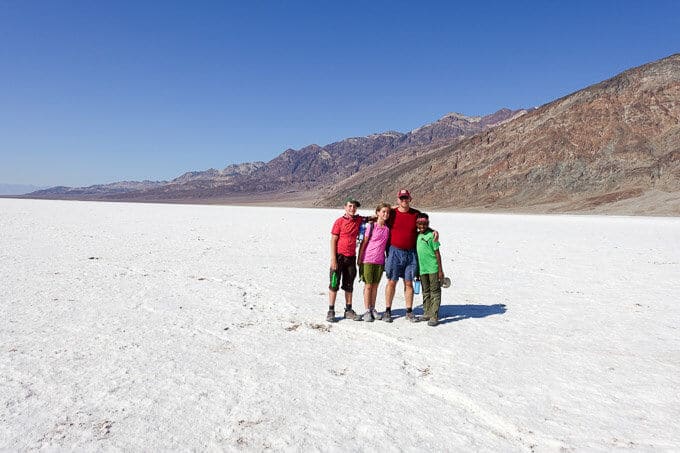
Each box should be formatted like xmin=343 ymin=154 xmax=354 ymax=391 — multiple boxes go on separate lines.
xmin=382 ymin=311 xmax=393 ymax=323
xmin=353 ymin=311 xmax=364 ymax=321
xmin=363 ymin=310 xmax=374 ymax=322
xmin=326 ymin=310 xmax=336 ymax=323
xmin=427 ymin=318 xmax=439 ymax=327
xmin=371 ymin=309 xmax=382 ymax=320
xmin=344 ymin=308 xmax=357 ymax=319
xmin=405 ymin=311 xmax=420 ymax=323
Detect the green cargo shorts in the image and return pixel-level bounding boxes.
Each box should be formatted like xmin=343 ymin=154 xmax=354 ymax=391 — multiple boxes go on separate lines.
xmin=361 ymin=263 xmax=384 ymax=284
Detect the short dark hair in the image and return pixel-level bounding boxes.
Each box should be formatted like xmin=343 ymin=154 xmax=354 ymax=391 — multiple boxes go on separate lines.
xmin=416 ymin=212 xmax=429 ymax=222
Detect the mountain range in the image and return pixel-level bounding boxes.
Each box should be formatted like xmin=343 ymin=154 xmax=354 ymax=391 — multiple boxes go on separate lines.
xmin=24 ymin=54 xmax=680 ymax=215
xmin=0 ymin=184 xmax=47 ymax=196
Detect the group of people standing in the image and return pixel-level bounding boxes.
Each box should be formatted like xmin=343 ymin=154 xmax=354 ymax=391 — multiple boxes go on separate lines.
xmin=327 ymin=189 xmax=446 ymax=326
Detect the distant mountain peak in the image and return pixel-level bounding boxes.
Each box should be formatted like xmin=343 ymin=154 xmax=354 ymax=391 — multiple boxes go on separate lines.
xmin=371 ymin=130 xmax=404 ymax=138
xmin=407 ymin=108 xmax=524 ymax=140
xmin=439 ymin=112 xmax=481 ymax=122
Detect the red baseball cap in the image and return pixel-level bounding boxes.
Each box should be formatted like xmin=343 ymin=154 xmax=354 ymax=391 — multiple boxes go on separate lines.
xmin=397 ymin=189 xmax=411 ymax=198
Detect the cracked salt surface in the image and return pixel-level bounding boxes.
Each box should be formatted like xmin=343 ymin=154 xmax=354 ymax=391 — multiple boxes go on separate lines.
xmin=1 ymin=199 xmax=679 ymax=450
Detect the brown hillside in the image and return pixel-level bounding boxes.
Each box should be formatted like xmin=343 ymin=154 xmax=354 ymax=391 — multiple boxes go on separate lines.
xmin=321 ymin=54 xmax=680 ymax=215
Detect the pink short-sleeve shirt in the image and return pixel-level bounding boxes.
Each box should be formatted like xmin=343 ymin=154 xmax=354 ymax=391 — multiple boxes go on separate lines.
xmin=362 ymin=224 xmax=390 ymax=265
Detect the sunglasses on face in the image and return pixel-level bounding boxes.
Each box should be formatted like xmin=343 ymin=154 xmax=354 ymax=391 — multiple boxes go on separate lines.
xmin=399 ymin=196 xmax=410 ymax=201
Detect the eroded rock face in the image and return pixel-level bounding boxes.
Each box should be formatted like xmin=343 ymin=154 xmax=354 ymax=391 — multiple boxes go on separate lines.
xmin=326 ymin=54 xmax=680 ymax=213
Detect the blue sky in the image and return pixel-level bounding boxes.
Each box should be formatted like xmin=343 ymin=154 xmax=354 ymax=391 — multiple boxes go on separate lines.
xmin=1 ymin=0 xmax=679 ymax=187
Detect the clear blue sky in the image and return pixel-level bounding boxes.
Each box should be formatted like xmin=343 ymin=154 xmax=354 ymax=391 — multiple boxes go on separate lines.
xmin=1 ymin=0 xmax=679 ymax=187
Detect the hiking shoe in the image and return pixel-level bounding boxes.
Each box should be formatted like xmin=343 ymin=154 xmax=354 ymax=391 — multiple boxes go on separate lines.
xmin=405 ymin=311 xmax=420 ymax=323
xmin=326 ymin=310 xmax=336 ymax=323
xmin=344 ymin=308 xmax=357 ymax=319
xmin=353 ymin=311 xmax=364 ymax=321
xmin=383 ymin=311 xmax=393 ymax=323
xmin=363 ymin=310 xmax=374 ymax=322
xmin=420 ymin=315 xmax=431 ymax=321
xmin=371 ymin=309 xmax=382 ymax=320
xmin=427 ymin=318 xmax=439 ymax=327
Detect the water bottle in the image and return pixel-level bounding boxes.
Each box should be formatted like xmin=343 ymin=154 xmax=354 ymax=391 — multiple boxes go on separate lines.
xmin=357 ymin=222 xmax=366 ymax=246
xmin=331 ymin=271 xmax=339 ymax=289
xmin=414 ymin=277 xmax=421 ymax=294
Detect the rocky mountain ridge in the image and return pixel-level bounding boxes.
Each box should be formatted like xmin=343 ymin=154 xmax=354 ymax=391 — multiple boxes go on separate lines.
xmin=28 ymin=109 xmax=524 ymax=200
xmin=29 ymin=180 xmax=166 ymax=197
xmin=322 ymin=53 xmax=680 ymax=215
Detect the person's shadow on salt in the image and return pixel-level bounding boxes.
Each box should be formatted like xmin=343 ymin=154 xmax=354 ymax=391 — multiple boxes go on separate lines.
xmin=388 ymin=304 xmax=506 ymax=323
xmin=437 ymin=303 xmax=507 ymax=324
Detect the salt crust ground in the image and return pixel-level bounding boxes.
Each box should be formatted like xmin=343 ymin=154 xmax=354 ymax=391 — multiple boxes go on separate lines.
xmin=1 ymin=199 xmax=679 ymax=451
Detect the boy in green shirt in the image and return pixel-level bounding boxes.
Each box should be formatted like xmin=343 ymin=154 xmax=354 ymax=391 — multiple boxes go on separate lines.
xmin=415 ymin=213 xmax=445 ymax=326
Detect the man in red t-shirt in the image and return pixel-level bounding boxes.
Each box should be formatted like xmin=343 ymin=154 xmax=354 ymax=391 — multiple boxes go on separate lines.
xmin=383 ymin=189 xmax=422 ymax=323
xmin=327 ymin=198 xmax=363 ymax=322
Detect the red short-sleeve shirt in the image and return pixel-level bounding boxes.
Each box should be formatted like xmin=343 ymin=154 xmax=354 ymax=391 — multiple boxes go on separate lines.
xmin=388 ymin=208 xmax=420 ymax=250
xmin=331 ymin=215 xmax=362 ymax=257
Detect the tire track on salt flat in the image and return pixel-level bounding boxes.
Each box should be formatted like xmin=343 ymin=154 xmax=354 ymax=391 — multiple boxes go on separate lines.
xmin=334 ymin=322 xmax=567 ymax=451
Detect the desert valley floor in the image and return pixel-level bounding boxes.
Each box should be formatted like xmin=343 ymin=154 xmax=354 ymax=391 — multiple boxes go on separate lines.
xmin=1 ymin=199 xmax=679 ymax=451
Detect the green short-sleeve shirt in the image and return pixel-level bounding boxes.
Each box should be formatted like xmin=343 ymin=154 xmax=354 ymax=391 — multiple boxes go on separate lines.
xmin=416 ymin=230 xmax=440 ymax=274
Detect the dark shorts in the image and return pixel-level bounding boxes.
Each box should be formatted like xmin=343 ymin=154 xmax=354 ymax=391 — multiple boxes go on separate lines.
xmin=329 ymin=254 xmax=357 ymax=292
xmin=385 ymin=246 xmax=417 ymax=282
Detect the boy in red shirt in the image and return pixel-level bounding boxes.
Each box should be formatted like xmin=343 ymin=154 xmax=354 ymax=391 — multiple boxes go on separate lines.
xmin=327 ymin=198 xmax=364 ymax=322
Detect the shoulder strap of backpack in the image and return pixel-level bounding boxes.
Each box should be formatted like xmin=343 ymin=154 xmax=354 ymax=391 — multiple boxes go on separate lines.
xmin=366 ymin=222 xmax=374 ymax=242
xmin=358 ymin=222 xmax=375 ymax=263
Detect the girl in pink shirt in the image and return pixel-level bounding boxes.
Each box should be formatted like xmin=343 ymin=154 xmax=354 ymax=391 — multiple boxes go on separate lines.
xmin=356 ymin=203 xmax=392 ymax=322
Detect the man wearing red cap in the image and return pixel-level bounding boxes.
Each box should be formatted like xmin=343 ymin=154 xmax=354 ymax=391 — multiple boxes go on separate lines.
xmin=383 ymin=189 xmax=422 ymax=322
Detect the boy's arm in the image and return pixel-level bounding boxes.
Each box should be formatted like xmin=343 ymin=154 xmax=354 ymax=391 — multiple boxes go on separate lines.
xmin=330 ymin=235 xmax=339 ymax=270
xmin=357 ymin=236 xmax=368 ymax=264
xmin=435 ymin=249 xmax=444 ymax=280
xmin=356 ymin=235 xmax=368 ymax=282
